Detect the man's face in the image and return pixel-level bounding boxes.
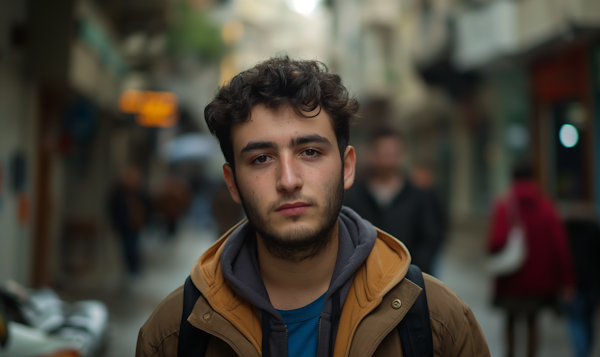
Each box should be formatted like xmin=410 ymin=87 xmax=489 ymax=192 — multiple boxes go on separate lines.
xmin=223 ymin=104 xmax=356 ymax=261
xmin=370 ymin=136 xmax=403 ymax=175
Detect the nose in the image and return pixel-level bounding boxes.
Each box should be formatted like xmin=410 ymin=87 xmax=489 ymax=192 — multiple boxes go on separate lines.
xmin=276 ymin=153 xmax=303 ymax=194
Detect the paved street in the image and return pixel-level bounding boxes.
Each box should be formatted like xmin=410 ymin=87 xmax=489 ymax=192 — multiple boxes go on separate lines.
xmin=87 ymin=221 xmax=599 ymax=356
xmin=98 ymin=227 xmax=215 ymax=356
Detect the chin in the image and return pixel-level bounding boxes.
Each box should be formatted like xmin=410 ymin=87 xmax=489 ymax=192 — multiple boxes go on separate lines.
xmin=278 ymin=221 xmax=315 ymax=236
xmin=278 ymin=220 xmax=320 ymax=236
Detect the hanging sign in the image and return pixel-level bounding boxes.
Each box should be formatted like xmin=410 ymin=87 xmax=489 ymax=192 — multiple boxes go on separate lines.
xmin=119 ymin=90 xmax=179 ymax=128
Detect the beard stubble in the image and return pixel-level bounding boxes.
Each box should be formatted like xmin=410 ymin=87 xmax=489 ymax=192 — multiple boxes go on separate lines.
xmin=237 ymin=171 xmax=345 ymax=263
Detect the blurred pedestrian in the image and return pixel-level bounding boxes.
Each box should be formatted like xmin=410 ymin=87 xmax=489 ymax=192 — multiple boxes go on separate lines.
xmin=344 ymin=129 xmax=443 ymax=274
xmin=411 ymin=160 xmax=448 ymax=275
xmin=154 ymin=175 xmax=191 ymax=239
xmin=563 ymin=204 xmax=600 ymax=357
xmin=107 ymin=167 xmax=151 ymax=277
xmin=211 ymin=181 xmax=245 ymax=237
xmin=487 ymin=160 xmax=575 ymax=357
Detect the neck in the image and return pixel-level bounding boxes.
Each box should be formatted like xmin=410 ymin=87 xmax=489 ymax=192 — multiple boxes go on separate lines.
xmin=257 ymin=223 xmax=339 ymax=310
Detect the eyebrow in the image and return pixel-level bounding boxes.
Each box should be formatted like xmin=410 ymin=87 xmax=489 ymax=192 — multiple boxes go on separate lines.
xmin=240 ymin=141 xmax=278 ymax=157
xmin=239 ymin=134 xmax=332 ymax=158
xmin=291 ymin=134 xmax=332 ymax=147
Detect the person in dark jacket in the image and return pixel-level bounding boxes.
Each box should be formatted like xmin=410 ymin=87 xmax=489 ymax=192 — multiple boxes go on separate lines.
xmin=154 ymin=175 xmax=191 ymax=239
xmin=411 ymin=160 xmax=448 ymax=275
xmin=108 ymin=167 xmax=151 ymax=276
xmin=344 ymin=130 xmax=443 ymax=274
xmin=212 ymin=181 xmax=245 ymax=237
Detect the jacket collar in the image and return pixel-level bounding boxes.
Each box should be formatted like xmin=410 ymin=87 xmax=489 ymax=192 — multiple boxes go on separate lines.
xmin=333 ymin=228 xmax=413 ymax=357
xmin=189 ymin=218 xmax=416 ymax=357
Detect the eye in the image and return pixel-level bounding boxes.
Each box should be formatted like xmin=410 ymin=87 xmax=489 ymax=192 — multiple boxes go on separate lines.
xmin=302 ymin=149 xmax=320 ymax=157
xmin=252 ymin=155 xmax=272 ymax=164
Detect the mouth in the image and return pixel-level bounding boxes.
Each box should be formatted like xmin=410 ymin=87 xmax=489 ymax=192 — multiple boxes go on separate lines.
xmin=275 ymin=202 xmax=311 ymax=216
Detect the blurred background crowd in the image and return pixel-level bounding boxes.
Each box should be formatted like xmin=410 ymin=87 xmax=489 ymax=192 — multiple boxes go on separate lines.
xmin=1 ymin=0 xmax=600 ymax=356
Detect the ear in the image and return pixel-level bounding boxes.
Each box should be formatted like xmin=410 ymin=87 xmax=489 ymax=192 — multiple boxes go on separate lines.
xmin=343 ymin=146 xmax=356 ymax=190
xmin=223 ymin=163 xmax=242 ymax=204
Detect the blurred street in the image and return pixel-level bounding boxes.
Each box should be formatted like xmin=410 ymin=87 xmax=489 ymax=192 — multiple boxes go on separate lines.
xmin=70 ymin=219 xmax=599 ymax=356
xmin=103 ymin=228 xmax=213 ymax=356
xmin=59 ymin=223 xmax=216 ymax=356
xmin=2 ymin=0 xmax=600 ymax=356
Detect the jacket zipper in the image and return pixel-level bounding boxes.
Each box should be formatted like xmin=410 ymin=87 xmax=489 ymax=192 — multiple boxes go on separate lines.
xmin=316 ymin=317 xmax=322 ymax=357
xmin=285 ymin=324 xmax=290 ymax=357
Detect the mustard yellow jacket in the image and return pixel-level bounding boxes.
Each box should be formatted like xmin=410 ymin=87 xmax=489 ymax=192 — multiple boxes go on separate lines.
xmin=137 ymin=225 xmax=490 ymax=357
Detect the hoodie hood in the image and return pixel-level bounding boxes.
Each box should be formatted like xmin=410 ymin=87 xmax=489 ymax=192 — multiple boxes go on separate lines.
xmin=190 ymin=206 xmax=411 ymax=357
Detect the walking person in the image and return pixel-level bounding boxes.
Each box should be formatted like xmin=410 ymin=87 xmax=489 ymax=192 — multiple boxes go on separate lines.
xmin=155 ymin=175 xmax=191 ymax=239
xmin=411 ymin=160 xmax=448 ymax=276
xmin=487 ymin=161 xmax=575 ymax=357
xmin=344 ymin=130 xmax=444 ymax=274
xmin=108 ymin=167 xmax=151 ymax=277
xmin=212 ymin=180 xmax=245 ymax=237
xmin=136 ymin=57 xmax=490 ymax=357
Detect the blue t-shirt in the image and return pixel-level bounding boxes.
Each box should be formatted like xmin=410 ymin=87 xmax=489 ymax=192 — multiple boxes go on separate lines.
xmin=277 ymin=292 xmax=326 ymax=357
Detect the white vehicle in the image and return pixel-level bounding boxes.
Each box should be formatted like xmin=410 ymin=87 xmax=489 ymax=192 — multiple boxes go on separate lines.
xmin=0 ymin=282 xmax=108 ymax=357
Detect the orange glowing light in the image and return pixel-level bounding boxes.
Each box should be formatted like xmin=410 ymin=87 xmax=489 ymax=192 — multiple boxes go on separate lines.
xmin=119 ymin=90 xmax=179 ymax=127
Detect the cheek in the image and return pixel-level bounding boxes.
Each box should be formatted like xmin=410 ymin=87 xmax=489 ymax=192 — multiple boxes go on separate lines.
xmin=239 ymin=171 xmax=272 ymax=201
xmin=311 ymin=162 xmax=341 ymax=191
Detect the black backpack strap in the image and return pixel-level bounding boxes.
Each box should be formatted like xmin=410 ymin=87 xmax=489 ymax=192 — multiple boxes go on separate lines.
xmin=398 ymin=264 xmax=434 ymax=357
xmin=178 ymin=275 xmax=210 ymax=357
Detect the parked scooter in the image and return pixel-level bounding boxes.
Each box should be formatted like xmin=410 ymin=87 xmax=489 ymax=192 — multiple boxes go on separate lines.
xmin=0 ymin=281 xmax=108 ymax=357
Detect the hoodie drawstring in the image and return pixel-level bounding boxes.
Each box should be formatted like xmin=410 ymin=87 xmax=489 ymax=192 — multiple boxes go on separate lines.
xmin=262 ymin=310 xmax=271 ymax=357
xmin=328 ymin=290 xmax=341 ymax=357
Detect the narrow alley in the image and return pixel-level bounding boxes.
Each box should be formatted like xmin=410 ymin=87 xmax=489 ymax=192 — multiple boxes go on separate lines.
xmin=2 ymin=1 xmax=600 ymax=356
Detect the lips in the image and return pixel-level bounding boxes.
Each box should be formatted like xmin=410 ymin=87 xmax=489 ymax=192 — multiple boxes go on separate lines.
xmin=275 ymin=202 xmax=311 ymax=216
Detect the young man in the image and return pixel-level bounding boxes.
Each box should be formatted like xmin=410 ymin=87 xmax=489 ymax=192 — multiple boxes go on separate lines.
xmin=136 ymin=57 xmax=490 ymax=357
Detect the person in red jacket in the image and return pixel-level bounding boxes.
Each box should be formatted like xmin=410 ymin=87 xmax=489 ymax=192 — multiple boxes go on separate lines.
xmin=488 ymin=161 xmax=575 ymax=357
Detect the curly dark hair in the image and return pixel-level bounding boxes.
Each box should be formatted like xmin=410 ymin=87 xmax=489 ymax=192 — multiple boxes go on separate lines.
xmin=204 ymin=56 xmax=359 ymax=168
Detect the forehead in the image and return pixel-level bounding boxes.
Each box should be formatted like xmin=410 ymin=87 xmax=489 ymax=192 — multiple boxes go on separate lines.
xmin=230 ymin=104 xmax=337 ymax=151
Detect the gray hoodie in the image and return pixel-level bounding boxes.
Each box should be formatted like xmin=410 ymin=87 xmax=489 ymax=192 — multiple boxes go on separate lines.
xmin=220 ymin=206 xmax=377 ymax=357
